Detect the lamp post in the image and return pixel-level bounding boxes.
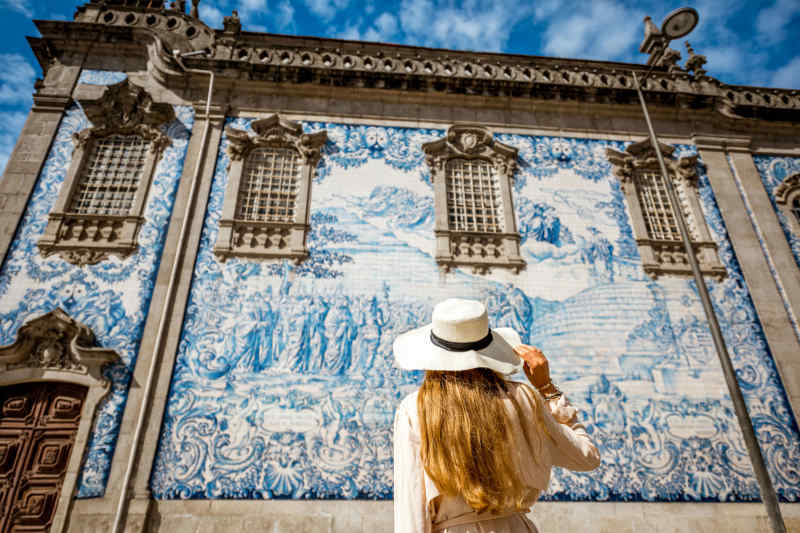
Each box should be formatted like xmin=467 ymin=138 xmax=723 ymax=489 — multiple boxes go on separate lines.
xmin=633 ymin=8 xmax=786 ymax=533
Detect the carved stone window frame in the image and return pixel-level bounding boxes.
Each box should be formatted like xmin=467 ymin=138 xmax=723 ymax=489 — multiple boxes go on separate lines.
xmin=422 ymin=125 xmax=525 ymax=274
xmin=774 ymin=173 xmax=800 ymax=237
xmin=0 ymin=308 xmax=119 ymax=533
xmin=213 ymin=114 xmax=327 ymax=262
xmin=37 ymin=79 xmax=174 ymax=267
xmin=607 ymin=140 xmax=725 ymax=279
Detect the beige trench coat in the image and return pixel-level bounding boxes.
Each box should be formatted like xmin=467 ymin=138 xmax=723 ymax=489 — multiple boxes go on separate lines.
xmin=393 ymin=381 xmax=601 ymax=533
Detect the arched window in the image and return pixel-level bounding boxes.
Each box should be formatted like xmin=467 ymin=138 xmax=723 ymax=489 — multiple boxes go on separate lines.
xmin=423 ymin=125 xmax=523 ymax=274
xmin=38 ymin=80 xmax=173 ymax=266
xmin=792 ymin=197 xmax=800 ymax=224
xmin=214 ymin=115 xmax=327 ymax=262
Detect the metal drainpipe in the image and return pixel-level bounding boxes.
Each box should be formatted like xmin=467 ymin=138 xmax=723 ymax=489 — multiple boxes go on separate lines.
xmin=111 ymin=50 xmax=215 ymax=533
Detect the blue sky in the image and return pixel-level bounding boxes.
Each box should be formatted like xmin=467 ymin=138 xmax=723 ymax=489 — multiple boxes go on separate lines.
xmin=1 ymin=0 xmax=799 ymax=172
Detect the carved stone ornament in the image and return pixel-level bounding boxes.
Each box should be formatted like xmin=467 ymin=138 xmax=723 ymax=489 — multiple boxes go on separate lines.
xmin=684 ymin=41 xmax=707 ymax=78
xmin=38 ymin=80 xmax=174 ymax=266
xmin=226 ymin=114 xmax=327 ymax=166
xmin=774 ymin=173 xmax=800 ymax=205
xmin=606 ymin=140 xmax=725 ymax=280
xmin=214 ymin=115 xmax=327 ymax=262
xmin=74 ymin=79 xmax=175 ymax=153
xmin=773 ymin=173 xmax=800 ymax=235
xmin=606 ymin=139 xmax=698 ymax=188
xmin=0 ymin=308 xmax=119 ymax=388
xmin=422 ymin=124 xmax=518 ymax=178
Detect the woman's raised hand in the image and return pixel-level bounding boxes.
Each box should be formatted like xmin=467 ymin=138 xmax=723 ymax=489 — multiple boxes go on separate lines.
xmin=514 ymin=344 xmax=552 ymax=391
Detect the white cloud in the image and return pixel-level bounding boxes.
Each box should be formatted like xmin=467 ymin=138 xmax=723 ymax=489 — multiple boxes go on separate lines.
xmin=539 ymin=0 xmax=644 ymax=61
xmin=770 ymin=55 xmax=800 ymax=89
xmin=199 ymin=4 xmax=225 ymax=28
xmin=398 ymin=0 xmax=528 ymax=52
xmin=230 ymin=0 xmax=294 ymax=31
xmin=0 ymin=54 xmax=37 ymax=106
xmin=0 ymin=110 xmax=28 ymax=175
xmin=338 ymin=23 xmax=362 ymax=40
xmin=355 ymin=12 xmax=398 ymax=43
xmin=303 ymin=0 xmax=350 ymax=21
xmin=275 ymin=0 xmax=295 ymax=31
xmin=236 ymin=0 xmax=268 ymax=29
xmin=3 ymin=0 xmax=33 ymax=17
xmin=756 ymin=0 xmax=800 ymax=46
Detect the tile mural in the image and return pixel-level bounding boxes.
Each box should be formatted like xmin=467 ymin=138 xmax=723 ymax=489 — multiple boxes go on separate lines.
xmin=149 ymin=120 xmax=800 ymax=502
xmin=0 ymin=91 xmax=194 ymax=497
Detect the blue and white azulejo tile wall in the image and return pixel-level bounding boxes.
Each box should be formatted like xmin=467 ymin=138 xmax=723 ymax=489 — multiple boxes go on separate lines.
xmin=149 ymin=119 xmax=800 ymax=502
xmin=0 ymin=71 xmax=194 ymax=497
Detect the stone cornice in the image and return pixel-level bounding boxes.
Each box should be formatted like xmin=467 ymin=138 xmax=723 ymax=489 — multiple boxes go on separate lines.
xmin=28 ymin=6 xmax=800 ymax=125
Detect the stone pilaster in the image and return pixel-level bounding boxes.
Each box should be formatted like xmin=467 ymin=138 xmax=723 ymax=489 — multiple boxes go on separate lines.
xmin=0 ymin=64 xmax=80 ymax=265
xmin=98 ymin=104 xmax=227 ymax=533
xmin=695 ymin=136 xmax=800 ymax=424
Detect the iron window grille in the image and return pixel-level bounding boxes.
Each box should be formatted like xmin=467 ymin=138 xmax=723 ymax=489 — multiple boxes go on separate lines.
xmin=423 ymin=125 xmax=524 ymax=273
xmin=214 ymin=115 xmax=327 ymax=262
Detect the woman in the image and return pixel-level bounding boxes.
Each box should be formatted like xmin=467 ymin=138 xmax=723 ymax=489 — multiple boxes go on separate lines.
xmin=393 ymin=298 xmax=601 ymax=533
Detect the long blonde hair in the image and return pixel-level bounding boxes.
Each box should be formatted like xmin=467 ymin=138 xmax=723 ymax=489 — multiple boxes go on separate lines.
xmin=417 ymin=369 xmax=538 ymax=514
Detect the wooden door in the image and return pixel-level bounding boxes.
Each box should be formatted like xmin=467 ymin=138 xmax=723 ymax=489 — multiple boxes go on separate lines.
xmin=0 ymin=383 xmax=86 ymax=532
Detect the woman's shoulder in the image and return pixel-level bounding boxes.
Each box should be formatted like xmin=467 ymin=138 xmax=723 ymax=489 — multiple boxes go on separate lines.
xmin=505 ymin=379 xmax=537 ymax=400
xmin=396 ymin=390 xmax=419 ymax=418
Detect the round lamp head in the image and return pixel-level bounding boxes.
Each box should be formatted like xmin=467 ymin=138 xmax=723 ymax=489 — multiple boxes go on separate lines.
xmin=661 ymin=7 xmax=699 ymax=39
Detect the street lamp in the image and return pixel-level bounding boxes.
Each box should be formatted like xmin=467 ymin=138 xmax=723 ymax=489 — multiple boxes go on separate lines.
xmin=633 ymin=8 xmax=786 ymax=533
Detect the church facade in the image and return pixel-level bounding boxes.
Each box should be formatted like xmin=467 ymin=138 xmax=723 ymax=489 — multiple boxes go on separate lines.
xmin=1 ymin=1 xmax=800 ymax=531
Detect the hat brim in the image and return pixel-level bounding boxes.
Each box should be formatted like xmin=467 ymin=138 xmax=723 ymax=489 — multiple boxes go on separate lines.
xmin=393 ymin=325 xmax=523 ymax=375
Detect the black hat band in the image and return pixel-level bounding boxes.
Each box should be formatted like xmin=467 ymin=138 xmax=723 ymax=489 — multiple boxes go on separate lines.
xmin=430 ymin=330 xmax=493 ymax=352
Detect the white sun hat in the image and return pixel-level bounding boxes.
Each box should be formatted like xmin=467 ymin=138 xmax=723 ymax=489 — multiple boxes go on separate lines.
xmin=393 ymin=298 xmax=523 ymax=375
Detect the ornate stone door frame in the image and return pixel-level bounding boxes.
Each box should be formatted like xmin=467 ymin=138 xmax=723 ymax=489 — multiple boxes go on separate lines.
xmin=0 ymin=308 xmax=119 ymax=533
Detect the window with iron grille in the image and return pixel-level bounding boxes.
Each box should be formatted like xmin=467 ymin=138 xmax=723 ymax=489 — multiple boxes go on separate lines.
xmin=606 ymin=140 xmax=725 ymax=279
xmin=792 ymin=198 xmax=800 ymax=224
xmin=422 ymin=125 xmax=524 ymax=273
xmin=37 ymin=79 xmax=173 ymax=267
xmin=636 ymin=170 xmax=682 ymax=241
xmin=445 ymin=159 xmax=504 ymax=233
xmin=68 ymin=134 xmax=150 ymax=216
xmin=213 ymin=115 xmax=328 ymax=262
xmin=235 ymin=148 xmax=300 ymax=223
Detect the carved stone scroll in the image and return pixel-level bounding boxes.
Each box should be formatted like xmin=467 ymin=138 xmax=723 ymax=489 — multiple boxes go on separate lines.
xmin=773 ymin=173 xmax=800 ymax=237
xmin=0 ymin=308 xmax=119 ymax=387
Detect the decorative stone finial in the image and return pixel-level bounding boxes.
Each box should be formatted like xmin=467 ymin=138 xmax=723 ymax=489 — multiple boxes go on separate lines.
xmin=191 ymin=0 xmax=200 ymax=19
xmin=643 ymin=16 xmax=660 ymax=39
xmin=223 ymin=9 xmax=241 ymax=34
xmin=684 ymin=41 xmax=707 ymax=77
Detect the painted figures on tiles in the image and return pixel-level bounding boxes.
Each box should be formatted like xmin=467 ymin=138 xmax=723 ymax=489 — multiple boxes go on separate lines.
xmin=0 ymin=73 xmax=798 ymax=502
xmin=146 ymin=119 xmax=799 ymax=502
